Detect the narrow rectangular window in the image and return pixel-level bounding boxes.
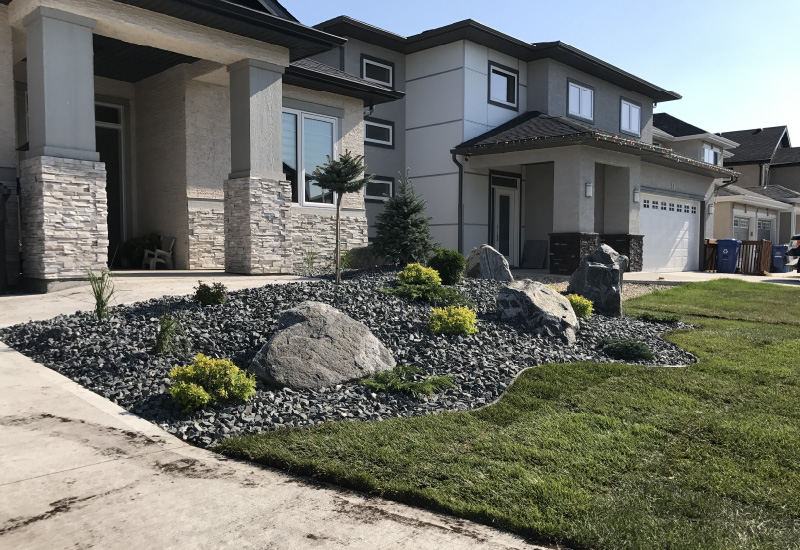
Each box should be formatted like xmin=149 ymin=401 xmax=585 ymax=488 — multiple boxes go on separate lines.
xmin=568 ymin=82 xmax=593 ymax=120
xmin=703 ymin=144 xmax=720 ymax=164
xmin=364 ymin=118 xmax=394 ymax=147
xmin=303 ymin=116 xmax=335 ymax=204
xmin=282 ymin=112 xmax=299 ymax=203
xmin=362 ymin=57 xmax=393 ymax=88
xmin=488 ymin=63 xmax=518 ymax=109
xmin=282 ymin=108 xmax=338 ymax=207
xmin=365 ymin=177 xmax=393 ymax=201
xmin=620 ymin=99 xmax=641 ymax=135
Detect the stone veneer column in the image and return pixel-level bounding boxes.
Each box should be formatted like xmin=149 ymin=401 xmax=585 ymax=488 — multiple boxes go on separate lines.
xmin=224 ymin=59 xmax=292 ymax=274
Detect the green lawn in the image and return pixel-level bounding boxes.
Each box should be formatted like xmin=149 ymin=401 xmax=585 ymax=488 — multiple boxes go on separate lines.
xmin=218 ymin=280 xmax=800 ymax=550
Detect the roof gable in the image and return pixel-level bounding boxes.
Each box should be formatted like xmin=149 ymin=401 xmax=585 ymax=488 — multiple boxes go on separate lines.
xmin=772 ymin=146 xmax=800 ymax=166
xmin=718 ymin=126 xmax=789 ymax=165
xmin=653 ymin=113 xmax=708 ymax=137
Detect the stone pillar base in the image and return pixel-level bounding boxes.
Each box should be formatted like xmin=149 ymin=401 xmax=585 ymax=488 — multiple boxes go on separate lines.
xmin=600 ymin=234 xmax=643 ymax=272
xmin=20 ymin=156 xmax=108 ymax=287
xmin=549 ymin=232 xmax=600 ymax=275
xmin=224 ymin=175 xmax=292 ymax=274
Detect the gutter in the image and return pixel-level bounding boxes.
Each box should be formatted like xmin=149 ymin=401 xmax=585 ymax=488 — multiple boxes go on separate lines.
xmin=451 ymin=153 xmax=464 ymax=255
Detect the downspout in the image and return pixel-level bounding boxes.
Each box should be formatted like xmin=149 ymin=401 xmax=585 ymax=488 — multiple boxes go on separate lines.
xmin=451 ymin=153 xmax=464 ymax=255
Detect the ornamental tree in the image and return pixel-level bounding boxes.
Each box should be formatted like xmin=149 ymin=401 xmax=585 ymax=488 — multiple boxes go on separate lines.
xmin=308 ymin=151 xmax=373 ymax=284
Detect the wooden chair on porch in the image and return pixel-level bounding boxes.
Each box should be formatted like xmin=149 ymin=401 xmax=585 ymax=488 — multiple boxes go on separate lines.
xmin=142 ymin=237 xmax=175 ymax=270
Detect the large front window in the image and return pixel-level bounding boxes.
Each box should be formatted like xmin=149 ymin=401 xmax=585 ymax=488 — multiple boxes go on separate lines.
xmin=282 ymin=109 xmax=337 ymax=205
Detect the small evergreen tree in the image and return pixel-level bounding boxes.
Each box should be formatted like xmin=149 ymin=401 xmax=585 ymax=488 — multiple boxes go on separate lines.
xmin=373 ymin=172 xmax=437 ymax=265
xmin=308 ymin=151 xmax=372 ymax=284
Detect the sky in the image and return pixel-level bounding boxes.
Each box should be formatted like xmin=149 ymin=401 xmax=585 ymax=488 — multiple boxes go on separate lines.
xmin=287 ymin=0 xmax=800 ymax=142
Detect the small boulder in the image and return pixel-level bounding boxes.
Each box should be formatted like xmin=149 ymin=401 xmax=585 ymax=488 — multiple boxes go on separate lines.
xmin=344 ymin=245 xmax=386 ymax=269
xmin=465 ymin=245 xmax=514 ymax=282
xmin=497 ymin=280 xmax=579 ymax=345
xmin=567 ymin=245 xmax=629 ymax=316
xmin=250 ymin=301 xmax=395 ymax=390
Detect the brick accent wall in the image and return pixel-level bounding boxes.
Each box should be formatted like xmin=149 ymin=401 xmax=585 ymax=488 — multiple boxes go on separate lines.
xmin=291 ymin=209 xmax=368 ymax=271
xmin=549 ymin=232 xmax=600 ymax=275
xmin=224 ymin=176 xmax=293 ymax=274
xmin=20 ymin=156 xmax=108 ymax=280
xmin=188 ymin=204 xmax=225 ymax=269
xmin=601 ymin=234 xmax=643 ymax=272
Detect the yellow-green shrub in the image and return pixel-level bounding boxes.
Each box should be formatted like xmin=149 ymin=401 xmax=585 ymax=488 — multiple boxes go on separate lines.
xmin=167 ymin=353 xmax=256 ymax=412
xmin=566 ymin=294 xmax=594 ymax=319
xmin=427 ymin=306 xmax=478 ymax=335
xmin=398 ymin=263 xmax=441 ymax=286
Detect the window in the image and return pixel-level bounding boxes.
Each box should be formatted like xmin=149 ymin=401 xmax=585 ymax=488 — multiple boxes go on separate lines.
xmin=661 ymin=201 xmax=667 ymax=210
xmin=669 ymin=202 xmax=675 ymax=212
xmin=703 ymin=144 xmax=720 ymax=165
xmin=488 ymin=62 xmax=518 ymax=109
xmin=364 ymin=118 xmax=394 ymax=148
xmin=568 ymin=81 xmax=593 ymax=121
xmin=620 ymin=99 xmax=641 ymax=136
xmin=757 ymin=219 xmax=772 ymax=241
xmin=282 ymin=109 xmax=338 ymax=206
xmin=691 ymin=206 xmax=697 ymax=214
xmin=365 ymin=177 xmax=393 ymax=201
xmin=677 ymin=204 xmax=683 ymax=213
xmin=643 ymin=198 xmax=650 ymax=208
xmin=361 ymin=56 xmax=393 ymax=88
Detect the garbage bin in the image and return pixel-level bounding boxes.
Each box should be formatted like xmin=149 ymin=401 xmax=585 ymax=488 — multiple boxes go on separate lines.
xmin=771 ymin=245 xmax=790 ymax=273
xmin=716 ymin=239 xmax=742 ymax=273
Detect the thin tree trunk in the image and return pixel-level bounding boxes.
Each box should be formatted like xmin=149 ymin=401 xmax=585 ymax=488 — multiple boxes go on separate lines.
xmin=335 ymin=195 xmax=342 ymax=284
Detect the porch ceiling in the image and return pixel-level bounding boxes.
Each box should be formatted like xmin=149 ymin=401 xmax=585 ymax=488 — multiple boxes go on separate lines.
xmin=93 ymin=35 xmax=198 ymax=82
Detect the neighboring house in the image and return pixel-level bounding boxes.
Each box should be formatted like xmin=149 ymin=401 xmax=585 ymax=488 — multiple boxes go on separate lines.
xmin=717 ymin=126 xmax=800 ymax=243
xmin=312 ymin=17 xmax=738 ymax=274
xmin=0 ymin=0 xmax=402 ymax=291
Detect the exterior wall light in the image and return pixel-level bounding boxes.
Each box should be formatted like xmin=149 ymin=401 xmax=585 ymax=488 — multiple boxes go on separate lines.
xmin=585 ymin=181 xmax=593 ymax=198
xmin=633 ymin=189 xmax=640 ymax=203
xmin=708 ymin=203 xmax=715 ymax=214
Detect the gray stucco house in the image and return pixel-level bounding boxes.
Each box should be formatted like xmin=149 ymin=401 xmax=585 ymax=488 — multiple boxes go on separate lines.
xmin=0 ymin=0 xmax=401 ymax=292
xmin=311 ymin=17 xmax=739 ymax=274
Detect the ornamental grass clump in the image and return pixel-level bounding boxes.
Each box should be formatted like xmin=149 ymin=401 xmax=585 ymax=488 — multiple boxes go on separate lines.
xmin=566 ymin=294 xmax=594 ymax=319
xmin=361 ymin=365 xmax=453 ymax=396
xmin=427 ymin=248 xmax=466 ymax=285
xmin=168 ymin=354 xmax=256 ymax=412
xmin=88 ymin=269 xmax=115 ymax=320
xmin=600 ymin=338 xmax=655 ymax=362
xmin=153 ymin=307 xmax=191 ymax=356
xmin=427 ymin=306 xmax=478 ymax=335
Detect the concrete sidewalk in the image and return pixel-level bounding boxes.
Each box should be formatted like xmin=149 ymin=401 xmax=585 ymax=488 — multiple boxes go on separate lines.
xmin=0 ymin=343 xmax=541 ymax=550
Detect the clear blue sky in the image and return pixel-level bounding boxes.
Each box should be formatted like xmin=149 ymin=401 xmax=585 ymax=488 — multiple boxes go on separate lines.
xmin=288 ymin=0 xmax=800 ymax=143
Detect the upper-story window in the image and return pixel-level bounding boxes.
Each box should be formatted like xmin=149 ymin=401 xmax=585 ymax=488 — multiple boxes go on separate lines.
xmin=361 ymin=55 xmax=393 ymax=88
xmin=702 ymin=144 xmax=721 ymax=165
xmin=364 ymin=117 xmax=394 ymax=148
xmin=488 ymin=62 xmax=518 ymax=110
xmin=282 ymin=109 xmax=338 ymax=206
xmin=620 ymin=99 xmax=641 ymax=136
xmin=568 ymin=81 xmax=593 ymax=121
xmin=364 ymin=177 xmax=394 ymax=202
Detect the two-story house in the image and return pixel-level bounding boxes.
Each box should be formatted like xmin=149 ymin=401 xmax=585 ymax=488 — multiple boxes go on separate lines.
xmin=313 ymin=17 xmax=738 ymax=274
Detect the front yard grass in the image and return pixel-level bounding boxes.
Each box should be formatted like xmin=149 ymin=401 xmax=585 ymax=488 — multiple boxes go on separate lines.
xmin=218 ymin=279 xmax=800 ymax=549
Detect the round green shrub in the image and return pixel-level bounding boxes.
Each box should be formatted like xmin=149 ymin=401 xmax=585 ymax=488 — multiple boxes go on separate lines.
xmin=427 ymin=306 xmax=478 ymax=335
xmin=193 ymin=281 xmax=227 ymax=306
xmin=600 ymin=338 xmax=654 ymax=362
xmin=398 ymin=263 xmax=441 ymax=286
xmin=427 ymin=249 xmax=466 ymax=285
xmin=168 ymin=353 xmax=256 ymax=412
xmin=566 ymin=294 xmax=594 ymax=319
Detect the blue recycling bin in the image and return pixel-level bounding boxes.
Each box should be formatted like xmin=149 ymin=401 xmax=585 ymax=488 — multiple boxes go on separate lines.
xmin=771 ymin=244 xmax=790 ymax=273
xmin=716 ymin=239 xmax=742 ymax=274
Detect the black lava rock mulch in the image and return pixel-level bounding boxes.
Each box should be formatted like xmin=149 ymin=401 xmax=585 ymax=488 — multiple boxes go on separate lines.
xmin=0 ymin=270 xmax=695 ymax=447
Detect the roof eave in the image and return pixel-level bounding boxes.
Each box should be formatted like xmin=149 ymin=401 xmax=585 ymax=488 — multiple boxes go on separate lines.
xmin=714 ymin=194 xmax=795 ymax=211
xmin=284 ymin=65 xmax=405 ymax=105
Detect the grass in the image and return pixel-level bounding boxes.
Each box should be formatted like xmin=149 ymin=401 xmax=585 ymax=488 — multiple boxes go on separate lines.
xmin=218 ymin=279 xmax=800 ymax=549
xmin=361 ymin=365 xmax=453 ymax=396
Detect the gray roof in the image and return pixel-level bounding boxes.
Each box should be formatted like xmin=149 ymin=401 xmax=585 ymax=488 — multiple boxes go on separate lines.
xmin=718 ymin=184 xmax=800 ymax=204
xmin=772 ymin=147 xmax=800 ymax=166
xmin=286 ymin=59 xmax=404 ymax=105
xmin=653 ymin=113 xmax=708 ymax=137
xmin=718 ymin=126 xmax=790 ymax=165
xmin=456 ymin=111 xmax=594 ymax=149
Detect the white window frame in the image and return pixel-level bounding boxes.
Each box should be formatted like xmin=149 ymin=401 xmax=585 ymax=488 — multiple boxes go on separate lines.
xmin=364 ymin=119 xmax=393 ymax=147
xmin=620 ymin=99 xmax=641 ymax=136
xmin=568 ymin=81 xmax=594 ymax=121
xmin=362 ymin=58 xmax=393 ymax=88
xmin=703 ymin=144 xmax=721 ymax=165
xmin=283 ymin=107 xmax=339 ymax=208
xmin=488 ymin=63 xmax=518 ymax=109
xmin=364 ymin=177 xmax=393 ymax=202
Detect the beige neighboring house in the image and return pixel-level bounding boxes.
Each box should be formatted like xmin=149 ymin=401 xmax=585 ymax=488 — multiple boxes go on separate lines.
xmin=0 ymin=0 xmax=402 ymax=292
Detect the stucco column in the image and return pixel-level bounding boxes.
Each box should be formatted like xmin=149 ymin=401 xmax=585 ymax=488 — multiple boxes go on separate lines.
xmin=1 ymin=5 xmax=19 ymax=287
xmin=19 ymin=7 xmax=107 ymax=291
xmin=224 ymin=59 xmax=293 ymax=274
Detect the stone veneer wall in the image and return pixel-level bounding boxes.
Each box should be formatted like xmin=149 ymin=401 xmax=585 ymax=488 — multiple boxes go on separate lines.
xmin=549 ymin=232 xmax=600 ymax=275
xmin=188 ymin=204 xmax=225 ymax=269
xmin=19 ymin=156 xmax=108 ymax=281
xmin=291 ymin=209 xmax=368 ymax=271
xmin=600 ymin=234 xmax=643 ymax=272
xmin=224 ymin=176 xmax=293 ymax=274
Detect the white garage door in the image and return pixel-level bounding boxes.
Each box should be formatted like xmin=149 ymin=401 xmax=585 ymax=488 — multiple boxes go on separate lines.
xmin=640 ymin=194 xmax=700 ymax=272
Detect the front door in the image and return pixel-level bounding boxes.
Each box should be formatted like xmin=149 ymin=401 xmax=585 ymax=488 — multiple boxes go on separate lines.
xmin=492 ymin=186 xmax=519 ymax=266
xmin=95 ymin=103 xmax=125 ymax=266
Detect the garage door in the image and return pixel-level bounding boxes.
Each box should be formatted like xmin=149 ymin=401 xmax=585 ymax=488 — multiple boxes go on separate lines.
xmin=640 ymin=194 xmax=700 ymax=272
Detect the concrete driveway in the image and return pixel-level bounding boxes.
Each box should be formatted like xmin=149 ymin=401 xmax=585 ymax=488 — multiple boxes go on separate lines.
xmin=0 ymin=273 xmax=545 ymax=550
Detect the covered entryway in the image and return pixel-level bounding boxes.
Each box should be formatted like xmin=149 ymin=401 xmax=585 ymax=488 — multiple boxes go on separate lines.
xmin=640 ymin=193 xmax=700 ymax=271
xmin=489 ymin=173 xmax=520 ymax=266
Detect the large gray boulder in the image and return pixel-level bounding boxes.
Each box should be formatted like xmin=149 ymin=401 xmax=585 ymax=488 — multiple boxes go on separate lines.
xmin=497 ymin=280 xmax=579 ymax=345
xmin=465 ymin=245 xmax=514 ymax=282
xmin=250 ymin=301 xmax=395 ymax=390
xmin=567 ymin=244 xmax=629 ymax=317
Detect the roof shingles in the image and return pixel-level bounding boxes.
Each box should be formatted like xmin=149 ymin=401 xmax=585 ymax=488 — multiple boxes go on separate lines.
xmin=718 ymin=126 xmax=789 ymax=164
